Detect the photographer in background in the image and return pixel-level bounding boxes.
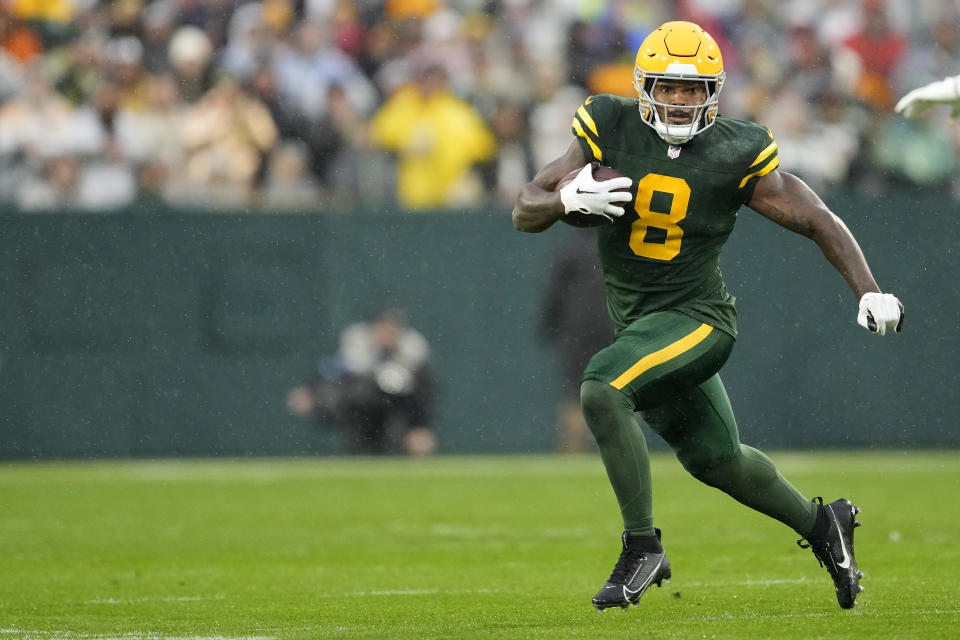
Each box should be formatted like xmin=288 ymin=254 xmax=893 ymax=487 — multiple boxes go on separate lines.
xmin=287 ymin=308 xmax=437 ymax=456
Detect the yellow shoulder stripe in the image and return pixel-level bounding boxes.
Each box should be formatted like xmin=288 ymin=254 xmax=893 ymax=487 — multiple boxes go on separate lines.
xmin=576 ymin=105 xmax=599 ymax=138
xmin=750 ymin=141 xmax=778 ymax=168
xmin=610 ymin=324 xmax=714 ymax=390
xmin=573 ymin=118 xmax=602 ymax=162
xmin=738 ymin=155 xmax=779 ymax=189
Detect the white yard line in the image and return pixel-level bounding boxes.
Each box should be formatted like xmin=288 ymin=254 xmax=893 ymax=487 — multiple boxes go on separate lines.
xmin=683 ymin=577 xmax=813 ymax=587
xmin=84 ymin=596 xmax=226 ymax=605
xmin=678 ymin=608 xmax=960 ymax=622
xmin=344 ymin=587 xmax=500 ymax=597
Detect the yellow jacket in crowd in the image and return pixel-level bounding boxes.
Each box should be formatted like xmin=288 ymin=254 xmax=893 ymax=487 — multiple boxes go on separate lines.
xmin=370 ymin=78 xmax=496 ymax=210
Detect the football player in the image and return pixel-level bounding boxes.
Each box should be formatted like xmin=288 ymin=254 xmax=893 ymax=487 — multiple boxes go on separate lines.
xmin=896 ymin=74 xmax=960 ymax=119
xmin=512 ymin=21 xmax=904 ymax=611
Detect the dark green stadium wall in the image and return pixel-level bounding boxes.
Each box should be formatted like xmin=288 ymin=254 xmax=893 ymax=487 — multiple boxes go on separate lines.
xmin=1 ymin=192 xmax=956 ymax=458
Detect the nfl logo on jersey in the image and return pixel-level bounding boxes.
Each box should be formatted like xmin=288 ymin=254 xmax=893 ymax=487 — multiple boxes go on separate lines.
xmin=667 ymin=145 xmax=681 ymax=159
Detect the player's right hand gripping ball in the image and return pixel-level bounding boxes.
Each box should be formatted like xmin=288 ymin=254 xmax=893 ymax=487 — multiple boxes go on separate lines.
xmin=857 ymin=292 xmax=904 ymax=335
xmin=557 ymin=162 xmax=632 ymax=226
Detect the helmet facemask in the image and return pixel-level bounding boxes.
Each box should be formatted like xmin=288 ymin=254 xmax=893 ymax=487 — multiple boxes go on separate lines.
xmin=633 ymin=66 xmax=724 ymax=145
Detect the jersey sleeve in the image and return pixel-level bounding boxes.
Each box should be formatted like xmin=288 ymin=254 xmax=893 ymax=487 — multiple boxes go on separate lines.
xmin=570 ymin=95 xmax=613 ymax=164
xmin=736 ymin=127 xmax=780 ymax=202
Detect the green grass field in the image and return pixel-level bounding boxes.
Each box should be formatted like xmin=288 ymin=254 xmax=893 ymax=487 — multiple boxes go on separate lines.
xmin=1 ymin=451 xmax=958 ymax=639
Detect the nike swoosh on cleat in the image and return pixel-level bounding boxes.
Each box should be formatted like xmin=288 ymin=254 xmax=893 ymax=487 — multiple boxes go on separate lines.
xmin=622 ymin=559 xmax=663 ymax=597
xmin=830 ymin=505 xmax=853 ymax=569
xmin=623 ymin=580 xmax=652 ymax=599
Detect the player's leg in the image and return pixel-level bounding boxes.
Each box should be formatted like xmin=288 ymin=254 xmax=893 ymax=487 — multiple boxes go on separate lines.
xmin=580 ymin=311 xmax=730 ymax=609
xmin=641 ymin=377 xmax=864 ymax=608
xmin=640 ymin=376 xmax=818 ymax=534
xmin=580 ymin=380 xmax=653 ymax=534
xmin=582 ymin=312 xmax=733 ymax=533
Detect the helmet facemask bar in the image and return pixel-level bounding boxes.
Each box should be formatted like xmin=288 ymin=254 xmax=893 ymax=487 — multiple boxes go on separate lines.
xmin=633 ymin=66 xmax=724 ymax=144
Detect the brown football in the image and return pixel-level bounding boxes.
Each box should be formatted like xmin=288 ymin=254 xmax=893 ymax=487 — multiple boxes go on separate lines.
xmin=555 ymin=162 xmax=631 ymax=227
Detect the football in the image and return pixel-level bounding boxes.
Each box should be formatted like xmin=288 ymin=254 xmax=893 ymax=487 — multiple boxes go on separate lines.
xmin=555 ymin=162 xmax=631 ymax=227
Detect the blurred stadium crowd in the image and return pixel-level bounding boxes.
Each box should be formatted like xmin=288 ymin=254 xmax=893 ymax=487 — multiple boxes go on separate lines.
xmin=1 ymin=0 xmax=959 ymax=213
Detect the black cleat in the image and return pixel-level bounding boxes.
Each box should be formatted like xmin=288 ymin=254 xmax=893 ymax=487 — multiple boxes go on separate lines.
xmin=798 ymin=497 xmax=864 ymax=609
xmin=592 ymin=529 xmax=671 ymax=611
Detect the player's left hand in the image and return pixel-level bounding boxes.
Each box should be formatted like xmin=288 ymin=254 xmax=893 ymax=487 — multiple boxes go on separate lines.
xmin=856 ymin=292 xmax=904 ymax=336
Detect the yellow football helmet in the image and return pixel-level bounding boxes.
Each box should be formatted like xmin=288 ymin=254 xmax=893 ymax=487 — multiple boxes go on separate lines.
xmin=633 ymin=21 xmax=725 ymax=144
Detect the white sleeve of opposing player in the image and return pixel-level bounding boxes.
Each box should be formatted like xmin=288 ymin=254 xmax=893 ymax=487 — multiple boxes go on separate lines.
xmin=895 ymin=75 xmax=960 ymax=119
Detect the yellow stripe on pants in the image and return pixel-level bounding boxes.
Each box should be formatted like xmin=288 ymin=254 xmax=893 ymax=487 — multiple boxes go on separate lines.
xmin=609 ymin=323 xmax=714 ymax=390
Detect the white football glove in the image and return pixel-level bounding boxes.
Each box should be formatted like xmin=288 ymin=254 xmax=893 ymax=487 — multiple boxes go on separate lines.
xmin=856 ymin=292 xmax=904 ymax=336
xmin=895 ymin=75 xmax=960 ymax=119
xmin=559 ymin=164 xmax=633 ymax=222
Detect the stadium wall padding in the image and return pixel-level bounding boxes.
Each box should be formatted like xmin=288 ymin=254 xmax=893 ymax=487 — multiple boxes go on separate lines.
xmin=1 ymin=192 xmax=956 ymax=458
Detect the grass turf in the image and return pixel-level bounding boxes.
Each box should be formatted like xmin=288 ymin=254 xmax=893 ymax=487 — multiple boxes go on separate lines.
xmin=1 ymin=451 xmax=958 ymax=639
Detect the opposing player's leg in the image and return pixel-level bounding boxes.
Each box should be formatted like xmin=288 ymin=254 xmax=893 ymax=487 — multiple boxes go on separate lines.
xmin=641 ymin=377 xmax=863 ymax=608
xmin=580 ymin=311 xmax=730 ymax=610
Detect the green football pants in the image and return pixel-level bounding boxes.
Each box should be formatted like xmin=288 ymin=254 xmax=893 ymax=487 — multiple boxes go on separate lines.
xmin=580 ymin=311 xmax=817 ymax=538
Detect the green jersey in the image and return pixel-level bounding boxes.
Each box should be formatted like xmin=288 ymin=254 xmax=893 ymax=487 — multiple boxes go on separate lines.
xmin=571 ymin=94 xmax=780 ymax=338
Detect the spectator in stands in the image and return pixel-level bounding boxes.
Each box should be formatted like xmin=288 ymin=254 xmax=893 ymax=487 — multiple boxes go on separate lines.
xmin=0 ymin=13 xmax=44 ymax=67
xmin=270 ymin=19 xmax=377 ymax=125
xmin=15 ymin=153 xmax=80 ymax=211
xmin=106 ymin=35 xmax=151 ymax=113
xmin=258 ymin=140 xmax=323 ymax=211
xmin=168 ymin=25 xmax=213 ymax=104
xmin=174 ymin=73 xmax=278 ymax=208
xmin=837 ymin=0 xmax=907 ymax=112
xmin=487 ymin=99 xmax=535 ymax=207
xmin=758 ymin=86 xmax=861 ymax=193
xmin=369 ymin=60 xmax=495 ymax=209
xmin=286 ymin=307 xmax=437 ymax=456
xmin=0 ymin=64 xmax=97 ymax=160
xmin=1 ymin=65 xmax=136 ymax=210
xmin=219 ymin=2 xmax=280 ymax=83
xmin=5 ymin=1 xmax=960 ymax=210
xmin=526 ymin=60 xmax=588 ymax=170
xmin=70 ymin=79 xmax=138 ymax=210
xmin=139 ymin=0 xmax=178 ymax=74
xmin=898 ymin=19 xmax=959 ymax=87
xmin=115 ymin=72 xmax=184 ymax=167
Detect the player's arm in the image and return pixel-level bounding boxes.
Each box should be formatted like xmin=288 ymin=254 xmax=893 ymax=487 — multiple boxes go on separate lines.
xmin=511 ymin=140 xmax=631 ymax=233
xmin=895 ymin=75 xmax=960 ymax=119
xmin=512 ymin=141 xmax=586 ymax=232
xmin=747 ymin=169 xmax=904 ymax=334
